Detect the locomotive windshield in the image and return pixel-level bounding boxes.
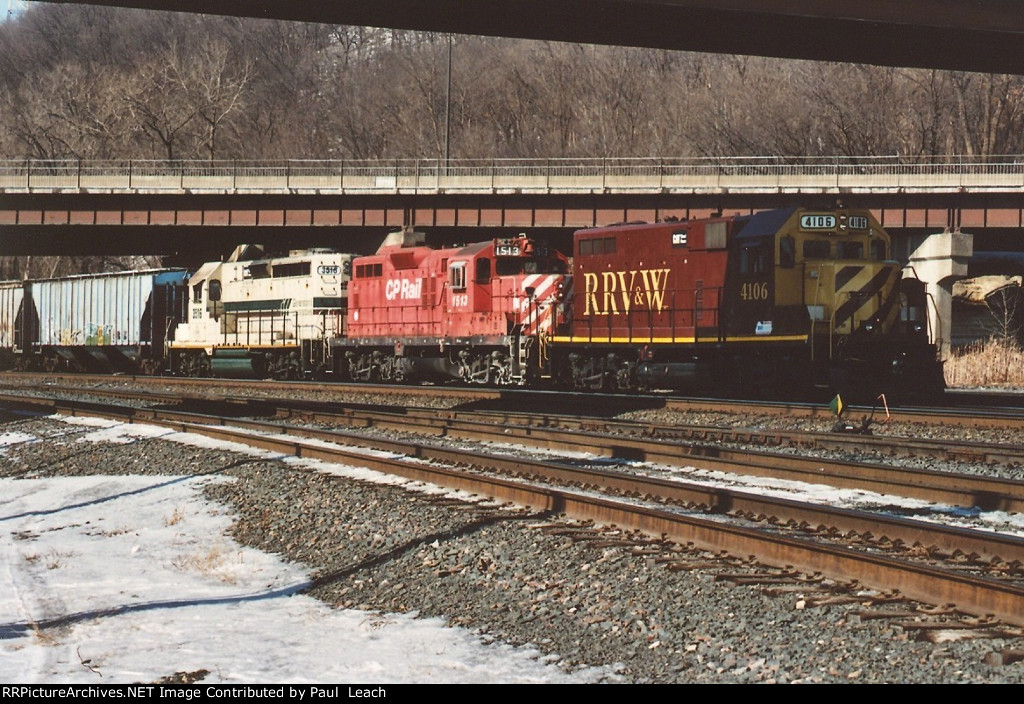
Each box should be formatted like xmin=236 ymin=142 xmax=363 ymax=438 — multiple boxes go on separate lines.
xmin=803 ymin=238 xmax=886 ymax=261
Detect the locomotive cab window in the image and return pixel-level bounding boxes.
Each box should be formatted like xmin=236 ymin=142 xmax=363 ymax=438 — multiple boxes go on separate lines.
xmin=449 ymin=262 xmax=467 ymax=291
xmin=192 ymin=282 xmax=203 ymax=303
xmin=837 ymin=241 xmax=864 ymax=260
xmin=739 ymin=240 xmax=771 ymax=274
xmin=871 ymin=239 xmax=888 ymax=261
xmin=273 ymin=262 xmax=311 ymax=278
xmin=803 ymin=240 xmax=831 ymax=259
xmin=247 ymin=263 xmax=269 ymax=279
xmin=779 ymin=236 xmax=795 ymax=268
xmin=476 ymin=258 xmax=491 ymax=284
xmin=208 ymin=279 xmax=222 ymax=302
xmin=496 ymin=257 xmax=567 ymax=276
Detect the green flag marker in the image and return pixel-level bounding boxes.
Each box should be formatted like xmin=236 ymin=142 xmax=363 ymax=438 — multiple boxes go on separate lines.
xmin=829 ymin=394 xmax=844 ymax=417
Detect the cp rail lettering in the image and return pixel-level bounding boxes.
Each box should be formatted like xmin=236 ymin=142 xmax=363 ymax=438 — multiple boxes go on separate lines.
xmin=384 ymin=278 xmax=423 ymax=301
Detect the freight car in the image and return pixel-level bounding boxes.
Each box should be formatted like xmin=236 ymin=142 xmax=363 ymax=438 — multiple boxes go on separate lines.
xmin=4 ymin=268 xmax=189 ymax=373
xmin=332 ymin=230 xmax=570 ymax=385
xmin=548 ymin=207 xmax=943 ymax=399
xmin=169 ymin=245 xmax=355 ymax=379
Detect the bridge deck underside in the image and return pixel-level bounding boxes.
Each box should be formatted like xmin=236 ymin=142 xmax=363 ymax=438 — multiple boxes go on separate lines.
xmin=2 ymin=205 xmax=1022 ymax=231
xmin=49 ymin=0 xmax=1024 ymax=74
xmin=0 ymin=192 xmax=1022 ymax=257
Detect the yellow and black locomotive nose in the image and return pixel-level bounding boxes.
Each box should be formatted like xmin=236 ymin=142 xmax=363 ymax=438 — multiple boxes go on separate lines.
xmin=832 ymin=264 xmax=900 ymax=333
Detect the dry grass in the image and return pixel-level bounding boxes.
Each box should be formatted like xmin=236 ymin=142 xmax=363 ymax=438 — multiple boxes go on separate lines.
xmin=30 ymin=622 xmax=59 ymax=647
xmin=945 ymin=338 xmax=1024 ymax=388
xmin=172 ymin=543 xmax=241 ymax=585
xmin=25 ymin=548 xmax=77 ymax=570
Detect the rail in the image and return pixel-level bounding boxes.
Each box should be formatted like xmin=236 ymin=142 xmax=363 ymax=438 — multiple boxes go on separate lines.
xmin=3 ymin=155 xmax=1024 ymax=194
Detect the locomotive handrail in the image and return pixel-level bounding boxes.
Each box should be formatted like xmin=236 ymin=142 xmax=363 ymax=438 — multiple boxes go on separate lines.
xmin=4 ymin=155 xmax=1024 ymax=193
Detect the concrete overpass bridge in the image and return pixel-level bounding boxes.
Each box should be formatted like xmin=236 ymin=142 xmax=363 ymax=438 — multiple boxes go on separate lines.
xmin=2 ymin=156 xmax=1024 ymax=260
xmin=46 ymin=0 xmax=1024 ymax=75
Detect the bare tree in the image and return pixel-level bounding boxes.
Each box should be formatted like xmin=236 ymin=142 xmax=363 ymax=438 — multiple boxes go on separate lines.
xmin=182 ymin=41 xmax=253 ymax=159
xmin=122 ymin=47 xmax=200 ymax=160
xmin=949 ymin=72 xmax=1024 ymax=156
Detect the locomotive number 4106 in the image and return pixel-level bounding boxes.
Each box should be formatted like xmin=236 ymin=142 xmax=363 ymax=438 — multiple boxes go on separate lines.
xmin=740 ymin=282 xmax=769 ymax=300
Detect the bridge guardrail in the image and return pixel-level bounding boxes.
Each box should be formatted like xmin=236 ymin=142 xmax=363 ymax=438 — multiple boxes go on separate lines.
xmin=2 ymin=156 xmax=1024 ymax=193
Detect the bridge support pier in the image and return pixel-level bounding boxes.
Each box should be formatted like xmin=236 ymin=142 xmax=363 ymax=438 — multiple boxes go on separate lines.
xmin=903 ymin=230 xmax=973 ymax=359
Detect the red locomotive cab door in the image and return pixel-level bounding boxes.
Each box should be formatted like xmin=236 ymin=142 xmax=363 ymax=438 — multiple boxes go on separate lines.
xmin=473 ymin=257 xmax=493 ymax=313
xmin=447 ymin=261 xmax=470 ymax=321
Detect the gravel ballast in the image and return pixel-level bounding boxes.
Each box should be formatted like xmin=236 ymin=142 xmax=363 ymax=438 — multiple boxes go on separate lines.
xmin=4 ymin=411 xmax=1024 ymax=683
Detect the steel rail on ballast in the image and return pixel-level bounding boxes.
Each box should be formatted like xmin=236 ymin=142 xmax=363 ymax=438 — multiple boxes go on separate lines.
xmin=5 ymin=380 xmax=1020 ymax=512
xmin=2 ymin=371 xmax=1023 ymax=430
xmin=5 ymin=392 xmax=1024 ymax=626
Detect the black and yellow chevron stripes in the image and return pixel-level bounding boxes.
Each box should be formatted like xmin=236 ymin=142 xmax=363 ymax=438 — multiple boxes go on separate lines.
xmin=832 ymin=265 xmax=899 ymax=332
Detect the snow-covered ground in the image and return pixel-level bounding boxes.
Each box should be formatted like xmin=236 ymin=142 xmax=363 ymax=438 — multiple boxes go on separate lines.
xmin=0 ymin=418 xmax=611 ymax=684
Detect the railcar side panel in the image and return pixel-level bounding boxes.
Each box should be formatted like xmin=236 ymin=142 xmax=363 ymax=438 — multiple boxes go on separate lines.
xmin=28 ymin=269 xmax=188 ymax=372
xmin=0 ymin=281 xmax=23 ymax=348
xmin=566 ymin=219 xmax=731 ymax=344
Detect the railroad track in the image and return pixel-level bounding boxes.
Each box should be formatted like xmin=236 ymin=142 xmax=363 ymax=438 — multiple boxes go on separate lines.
xmin=4 ymin=382 xmax=1024 ymax=510
xmin=5 ymin=387 xmax=1024 ymax=628
xmin=2 ymin=371 xmax=1023 ymax=429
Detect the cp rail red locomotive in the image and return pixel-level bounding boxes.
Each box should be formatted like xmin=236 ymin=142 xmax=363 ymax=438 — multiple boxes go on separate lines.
xmin=332 ymin=231 xmax=570 ymax=385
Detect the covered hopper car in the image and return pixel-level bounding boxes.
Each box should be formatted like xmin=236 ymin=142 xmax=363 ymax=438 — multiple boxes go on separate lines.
xmin=2 ymin=268 xmax=189 ymax=374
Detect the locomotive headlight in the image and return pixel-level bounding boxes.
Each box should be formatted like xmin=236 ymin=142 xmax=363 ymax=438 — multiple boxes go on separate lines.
xmin=862 ymin=317 xmax=882 ymax=334
xmin=892 ymin=356 xmax=905 ymax=373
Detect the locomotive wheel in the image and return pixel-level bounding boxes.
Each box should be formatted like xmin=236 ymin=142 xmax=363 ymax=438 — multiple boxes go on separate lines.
xmin=178 ymin=351 xmax=212 ymax=377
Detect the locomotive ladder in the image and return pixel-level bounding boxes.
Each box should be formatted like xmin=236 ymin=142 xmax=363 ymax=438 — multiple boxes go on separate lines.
xmin=514 ymin=333 xmax=532 ymax=380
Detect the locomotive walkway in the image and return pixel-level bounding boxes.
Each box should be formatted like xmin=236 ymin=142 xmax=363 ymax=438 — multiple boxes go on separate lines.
xmin=4 ymin=156 xmax=1024 ymax=195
